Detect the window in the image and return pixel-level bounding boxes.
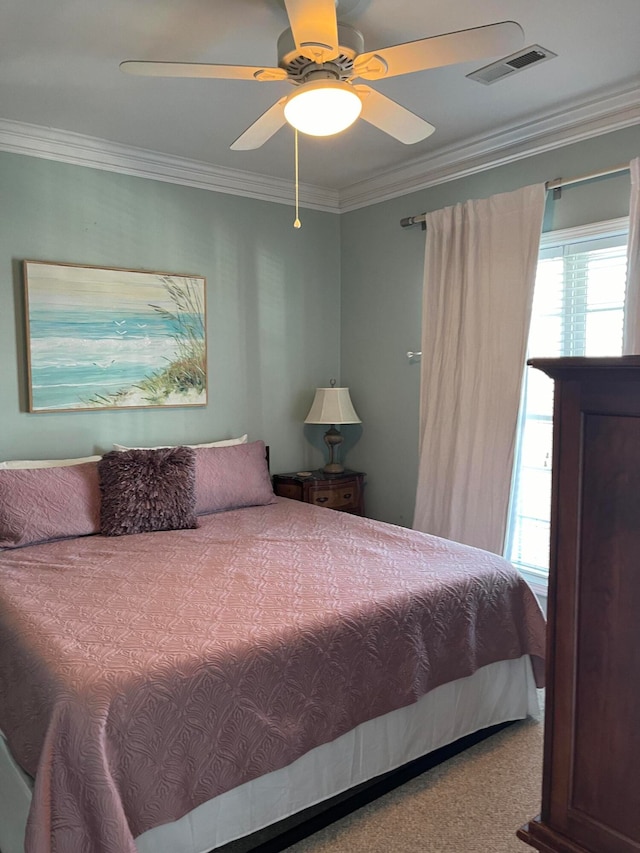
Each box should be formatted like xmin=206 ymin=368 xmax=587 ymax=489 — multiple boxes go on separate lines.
xmin=505 ymin=218 xmax=629 ymax=591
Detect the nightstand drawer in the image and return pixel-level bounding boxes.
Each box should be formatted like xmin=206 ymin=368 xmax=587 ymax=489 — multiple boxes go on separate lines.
xmin=272 ymin=470 xmax=365 ymax=516
xmin=275 ymin=482 xmax=301 ymax=501
xmin=308 ymin=480 xmax=361 ymax=511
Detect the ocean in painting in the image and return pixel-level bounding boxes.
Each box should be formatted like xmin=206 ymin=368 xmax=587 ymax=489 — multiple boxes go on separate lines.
xmin=29 ymin=305 xmax=202 ymax=410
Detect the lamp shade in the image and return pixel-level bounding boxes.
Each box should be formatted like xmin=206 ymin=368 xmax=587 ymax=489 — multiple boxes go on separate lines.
xmin=284 ymin=80 xmax=362 ymax=137
xmin=304 ymin=387 xmax=361 ymax=425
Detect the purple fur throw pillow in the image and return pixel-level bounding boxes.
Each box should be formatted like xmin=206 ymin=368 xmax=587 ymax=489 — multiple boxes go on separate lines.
xmin=98 ymin=446 xmax=198 ymax=536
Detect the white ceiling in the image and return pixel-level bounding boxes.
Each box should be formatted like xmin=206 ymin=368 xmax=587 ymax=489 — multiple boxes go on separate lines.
xmin=2 ymin=0 xmax=640 ymax=204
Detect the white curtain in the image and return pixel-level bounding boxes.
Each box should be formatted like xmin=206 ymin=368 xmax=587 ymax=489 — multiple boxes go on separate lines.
xmin=623 ymin=157 xmax=640 ymax=354
xmin=413 ymin=183 xmax=546 ymax=555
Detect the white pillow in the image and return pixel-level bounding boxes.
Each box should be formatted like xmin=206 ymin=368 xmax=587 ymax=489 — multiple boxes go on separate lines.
xmin=0 ymin=455 xmax=101 ymax=469
xmin=113 ymin=434 xmax=248 ymax=452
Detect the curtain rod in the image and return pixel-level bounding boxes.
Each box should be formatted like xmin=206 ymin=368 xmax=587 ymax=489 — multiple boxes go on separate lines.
xmin=400 ymin=162 xmax=631 ymax=228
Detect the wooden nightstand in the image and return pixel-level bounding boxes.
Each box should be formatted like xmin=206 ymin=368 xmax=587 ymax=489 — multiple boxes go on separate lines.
xmin=272 ymin=469 xmax=366 ymax=516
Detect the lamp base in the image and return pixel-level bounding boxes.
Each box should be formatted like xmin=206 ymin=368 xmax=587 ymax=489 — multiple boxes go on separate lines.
xmin=323 ymin=426 xmax=345 ymax=475
xmin=322 ymin=461 xmax=345 ymax=475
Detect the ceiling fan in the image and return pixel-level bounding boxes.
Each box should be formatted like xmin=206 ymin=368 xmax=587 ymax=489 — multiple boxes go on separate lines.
xmin=120 ymin=0 xmax=524 ymax=150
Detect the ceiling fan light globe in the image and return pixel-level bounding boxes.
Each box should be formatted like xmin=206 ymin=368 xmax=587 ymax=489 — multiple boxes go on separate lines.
xmin=284 ymin=80 xmax=362 ymax=137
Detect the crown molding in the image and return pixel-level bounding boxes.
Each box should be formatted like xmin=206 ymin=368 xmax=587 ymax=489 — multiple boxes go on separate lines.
xmin=0 ymin=118 xmax=341 ymax=213
xmin=338 ymin=83 xmax=640 ymax=212
xmin=1 ymin=81 xmax=638 ymax=214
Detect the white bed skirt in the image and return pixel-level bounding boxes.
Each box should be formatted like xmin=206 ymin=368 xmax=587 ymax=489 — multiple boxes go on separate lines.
xmin=0 ymin=655 xmax=539 ymax=853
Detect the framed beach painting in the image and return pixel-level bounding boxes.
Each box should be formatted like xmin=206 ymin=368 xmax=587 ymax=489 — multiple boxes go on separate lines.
xmin=24 ymin=261 xmax=207 ymax=413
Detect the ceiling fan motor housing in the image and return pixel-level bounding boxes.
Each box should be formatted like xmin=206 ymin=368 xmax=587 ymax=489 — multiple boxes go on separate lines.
xmin=277 ymin=24 xmax=364 ymax=83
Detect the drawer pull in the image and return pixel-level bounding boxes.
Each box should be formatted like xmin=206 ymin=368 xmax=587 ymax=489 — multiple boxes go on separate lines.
xmin=316 ymin=497 xmax=329 ymax=503
xmin=343 ymin=493 xmax=352 ymax=499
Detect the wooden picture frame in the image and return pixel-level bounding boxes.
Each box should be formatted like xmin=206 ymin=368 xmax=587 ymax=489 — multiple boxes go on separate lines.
xmin=24 ymin=261 xmax=207 ymax=413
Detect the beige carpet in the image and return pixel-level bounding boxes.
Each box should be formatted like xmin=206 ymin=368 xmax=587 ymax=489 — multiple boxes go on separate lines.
xmin=286 ymin=708 xmax=544 ymax=853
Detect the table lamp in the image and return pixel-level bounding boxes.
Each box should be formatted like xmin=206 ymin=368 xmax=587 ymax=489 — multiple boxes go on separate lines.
xmin=304 ymin=381 xmax=361 ymax=474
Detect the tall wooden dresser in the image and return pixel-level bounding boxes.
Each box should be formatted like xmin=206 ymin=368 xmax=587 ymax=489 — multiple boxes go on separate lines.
xmin=518 ymin=357 xmax=640 ymax=853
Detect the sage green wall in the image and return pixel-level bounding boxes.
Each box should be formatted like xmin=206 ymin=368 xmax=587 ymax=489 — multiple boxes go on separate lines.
xmin=0 ymin=152 xmax=340 ymax=474
xmin=3 ymin=124 xmax=640 ymax=510
xmin=340 ymin=125 xmax=640 ymax=526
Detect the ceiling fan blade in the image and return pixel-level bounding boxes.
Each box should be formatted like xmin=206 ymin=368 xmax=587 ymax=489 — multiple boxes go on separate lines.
xmin=354 ymin=21 xmax=524 ymax=80
xmin=284 ymin=0 xmax=340 ymax=61
xmin=230 ymin=97 xmax=288 ymax=150
xmin=356 ymin=86 xmax=435 ymax=144
xmin=120 ymin=60 xmax=288 ymax=82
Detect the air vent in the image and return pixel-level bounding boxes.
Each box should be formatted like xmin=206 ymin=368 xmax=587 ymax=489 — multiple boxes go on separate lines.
xmin=467 ymin=44 xmax=557 ymax=85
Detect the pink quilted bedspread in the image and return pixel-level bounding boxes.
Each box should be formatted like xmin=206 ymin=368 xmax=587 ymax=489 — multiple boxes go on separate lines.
xmin=0 ymin=498 xmax=545 ymax=853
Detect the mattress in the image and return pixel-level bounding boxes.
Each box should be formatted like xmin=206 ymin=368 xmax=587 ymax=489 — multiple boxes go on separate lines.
xmin=0 ymin=655 xmax=539 ymax=853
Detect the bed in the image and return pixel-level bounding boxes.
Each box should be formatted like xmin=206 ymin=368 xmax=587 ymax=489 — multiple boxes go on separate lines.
xmin=0 ymin=440 xmax=546 ymax=853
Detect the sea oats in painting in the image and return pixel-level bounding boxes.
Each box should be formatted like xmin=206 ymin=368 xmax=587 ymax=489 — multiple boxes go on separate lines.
xmin=24 ymin=261 xmax=207 ymax=412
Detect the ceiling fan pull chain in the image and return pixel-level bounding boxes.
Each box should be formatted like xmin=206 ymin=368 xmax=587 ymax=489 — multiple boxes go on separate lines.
xmin=293 ymin=128 xmax=302 ymax=229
